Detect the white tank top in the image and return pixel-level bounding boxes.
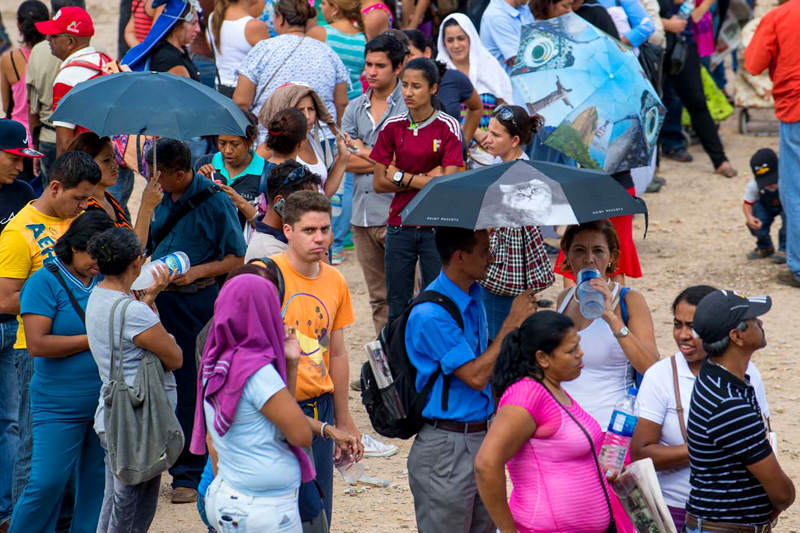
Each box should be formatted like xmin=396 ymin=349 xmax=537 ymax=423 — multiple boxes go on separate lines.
xmin=207 ymin=15 xmax=254 ymax=87
xmin=559 ymin=283 xmax=631 ymax=430
xmin=297 ymin=135 xmax=329 ymax=187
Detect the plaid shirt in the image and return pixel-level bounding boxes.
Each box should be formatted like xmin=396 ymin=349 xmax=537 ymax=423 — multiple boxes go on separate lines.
xmin=480 ymin=226 xmax=554 ymax=296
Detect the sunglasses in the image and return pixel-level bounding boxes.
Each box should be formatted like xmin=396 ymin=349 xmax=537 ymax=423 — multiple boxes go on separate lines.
xmin=493 ymin=105 xmax=518 ymax=131
xmin=281 ymin=166 xmax=309 ymax=185
xmin=163 ymin=10 xmax=197 ymax=24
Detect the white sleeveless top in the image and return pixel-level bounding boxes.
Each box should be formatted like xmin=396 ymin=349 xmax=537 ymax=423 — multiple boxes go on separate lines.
xmin=559 ymin=283 xmax=631 ymax=430
xmin=297 ymin=134 xmax=329 ymax=187
xmin=207 ymin=15 xmax=255 ymax=87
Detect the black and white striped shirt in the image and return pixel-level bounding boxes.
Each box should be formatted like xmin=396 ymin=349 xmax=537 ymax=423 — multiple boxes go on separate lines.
xmin=685 ymin=360 xmax=773 ymax=525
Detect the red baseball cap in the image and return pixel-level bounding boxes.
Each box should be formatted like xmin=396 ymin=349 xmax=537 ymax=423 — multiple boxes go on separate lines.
xmin=0 ymin=120 xmax=44 ymax=158
xmin=35 ymin=6 xmax=95 ymax=37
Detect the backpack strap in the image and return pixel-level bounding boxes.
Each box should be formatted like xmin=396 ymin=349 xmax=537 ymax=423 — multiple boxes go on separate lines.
xmin=149 ymin=184 xmax=221 ymax=254
xmin=619 ymin=286 xmax=630 ymax=326
xmin=411 ymin=290 xmax=465 ymax=412
xmin=247 ymin=256 xmax=285 ymax=304
xmin=45 ymin=262 xmax=86 ymax=323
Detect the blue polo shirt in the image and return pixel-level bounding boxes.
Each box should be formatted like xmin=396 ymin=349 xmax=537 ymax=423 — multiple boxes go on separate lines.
xmin=149 ymin=174 xmax=247 ymax=266
xmin=480 ymin=0 xmax=535 ymax=73
xmin=405 ymin=270 xmax=493 ymax=423
xmin=211 ymin=151 xmax=266 ymax=186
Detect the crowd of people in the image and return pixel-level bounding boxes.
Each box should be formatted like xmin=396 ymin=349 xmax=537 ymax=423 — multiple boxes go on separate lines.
xmin=0 ymin=0 xmax=796 ymax=531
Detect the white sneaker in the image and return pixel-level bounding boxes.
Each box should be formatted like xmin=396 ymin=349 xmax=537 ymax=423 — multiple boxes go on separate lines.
xmin=361 ymin=434 xmax=398 ymax=458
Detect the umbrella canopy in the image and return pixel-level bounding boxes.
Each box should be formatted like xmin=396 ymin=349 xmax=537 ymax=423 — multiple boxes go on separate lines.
xmin=511 ymin=13 xmax=664 ymax=174
xmin=49 ymin=71 xmax=250 ymax=139
xmin=400 ymin=159 xmax=647 ymax=229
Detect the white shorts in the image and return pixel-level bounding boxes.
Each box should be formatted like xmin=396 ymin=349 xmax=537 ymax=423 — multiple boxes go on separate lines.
xmin=205 ymin=477 xmax=302 ymax=532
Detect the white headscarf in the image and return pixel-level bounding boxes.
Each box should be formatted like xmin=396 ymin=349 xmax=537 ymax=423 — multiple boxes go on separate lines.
xmin=436 ymin=13 xmax=514 ymax=105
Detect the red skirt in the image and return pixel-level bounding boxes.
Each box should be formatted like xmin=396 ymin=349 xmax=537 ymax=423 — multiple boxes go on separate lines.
xmin=554 ymin=187 xmax=642 ymax=280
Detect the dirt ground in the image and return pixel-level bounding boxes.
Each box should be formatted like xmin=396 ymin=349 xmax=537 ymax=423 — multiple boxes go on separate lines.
xmin=4 ymin=1 xmax=800 ymax=530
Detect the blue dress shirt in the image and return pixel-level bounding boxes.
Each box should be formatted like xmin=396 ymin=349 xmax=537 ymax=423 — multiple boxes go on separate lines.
xmin=480 ymin=0 xmax=535 ymax=73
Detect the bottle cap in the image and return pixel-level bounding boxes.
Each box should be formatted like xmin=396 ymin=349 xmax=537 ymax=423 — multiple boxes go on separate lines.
xmin=577 ymin=268 xmax=601 ymax=284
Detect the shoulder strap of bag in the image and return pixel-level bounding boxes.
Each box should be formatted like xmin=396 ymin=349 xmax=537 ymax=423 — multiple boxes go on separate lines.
xmin=543 ymin=385 xmax=617 ymax=532
xmin=150 ymin=184 xmax=220 ymax=253
xmin=254 ymin=36 xmax=306 ymax=105
xmin=110 ymin=298 xmax=136 ymax=381
xmin=108 ymin=297 xmax=127 ymax=380
xmin=671 ymin=355 xmax=688 ymax=443
xmin=45 ymin=262 xmax=86 ymax=323
xmin=557 ymin=287 xmax=576 ymax=313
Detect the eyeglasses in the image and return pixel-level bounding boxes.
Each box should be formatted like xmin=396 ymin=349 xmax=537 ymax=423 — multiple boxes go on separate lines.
xmin=493 ymin=105 xmax=518 ymax=131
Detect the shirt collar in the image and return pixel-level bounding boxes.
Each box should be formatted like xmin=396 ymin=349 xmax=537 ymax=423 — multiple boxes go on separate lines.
xmin=437 ymin=270 xmax=483 ymax=315
xmin=364 ymin=79 xmax=403 ymax=110
xmin=253 ymin=220 xmax=288 ymax=243
xmin=163 ymin=172 xmax=204 ymax=208
xmin=702 ymin=359 xmax=752 ymax=389
xmin=211 ymin=151 xmax=265 ymax=184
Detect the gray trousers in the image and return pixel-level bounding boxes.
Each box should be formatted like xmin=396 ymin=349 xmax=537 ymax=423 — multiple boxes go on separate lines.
xmin=407 ymin=424 xmax=494 ymax=533
xmin=96 ymin=435 xmax=161 ymax=533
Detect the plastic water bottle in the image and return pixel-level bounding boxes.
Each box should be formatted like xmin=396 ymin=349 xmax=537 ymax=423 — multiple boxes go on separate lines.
xmin=131 ymin=252 xmax=190 ymax=291
xmin=678 ymin=0 xmax=695 ymax=19
xmin=598 ymin=387 xmax=639 ymax=477
xmin=576 ymin=268 xmax=605 ymax=320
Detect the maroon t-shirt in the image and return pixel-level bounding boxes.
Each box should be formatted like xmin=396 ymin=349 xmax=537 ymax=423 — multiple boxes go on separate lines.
xmin=370 ymin=111 xmax=463 ymax=226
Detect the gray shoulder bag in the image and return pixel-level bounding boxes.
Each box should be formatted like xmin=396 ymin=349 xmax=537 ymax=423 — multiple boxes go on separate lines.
xmin=103 ymin=297 xmax=185 ymax=486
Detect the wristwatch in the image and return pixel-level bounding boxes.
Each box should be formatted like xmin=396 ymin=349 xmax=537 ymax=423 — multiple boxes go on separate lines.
xmin=614 ymin=326 xmax=630 ymax=339
xmin=392 ymin=170 xmax=405 ymax=187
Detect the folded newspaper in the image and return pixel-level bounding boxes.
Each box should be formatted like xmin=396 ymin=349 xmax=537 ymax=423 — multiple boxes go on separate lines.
xmin=364 ymin=340 xmax=406 ymax=420
xmin=611 ymin=458 xmax=676 ymax=533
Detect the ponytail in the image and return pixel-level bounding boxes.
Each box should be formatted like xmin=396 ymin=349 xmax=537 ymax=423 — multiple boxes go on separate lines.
xmin=491 ymin=311 xmax=575 ymax=398
xmin=211 ymin=0 xmax=230 ymax=53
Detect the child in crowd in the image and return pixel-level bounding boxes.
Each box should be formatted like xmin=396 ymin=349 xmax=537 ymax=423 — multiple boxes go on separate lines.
xmin=743 ymin=148 xmax=785 ymax=263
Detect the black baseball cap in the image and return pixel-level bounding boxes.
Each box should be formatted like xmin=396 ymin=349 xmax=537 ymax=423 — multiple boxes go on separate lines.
xmin=0 ymin=120 xmax=43 ymax=158
xmin=692 ymin=290 xmax=771 ymax=344
xmin=750 ymin=148 xmax=778 ymax=189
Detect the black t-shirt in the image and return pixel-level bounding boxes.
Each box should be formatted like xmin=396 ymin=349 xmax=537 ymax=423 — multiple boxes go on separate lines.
xmin=575 ymin=0 xmax=620 ymax=39
xmin=149 ymin=41 xmax=200 ymax=81
xmin=0 ymin=179 xmax=35 ymax=232
xmin=438 ymin=68 xmax=475 ymax=122
xmin=686 ymin=360 xmax=773 ymax=525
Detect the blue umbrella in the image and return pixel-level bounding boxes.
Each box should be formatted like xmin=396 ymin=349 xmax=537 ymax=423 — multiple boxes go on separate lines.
xmin=511 ymin=13 xmax=664 ymax=174
xmin=49 ymin=71 xmax=249 ymax=139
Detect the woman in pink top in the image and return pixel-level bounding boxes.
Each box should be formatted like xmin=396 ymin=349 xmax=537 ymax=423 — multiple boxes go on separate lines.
xmin=475 ymin=311 xmax=613 ymax=533
xmin=0 ymin=1 xmax=48 ymax=142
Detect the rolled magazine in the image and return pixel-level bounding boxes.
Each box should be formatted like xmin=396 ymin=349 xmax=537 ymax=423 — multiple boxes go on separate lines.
xmin=611 ymin=458 xmax=676 ymax=533
xmin=364 ymin=341 xmax=406 ymax=420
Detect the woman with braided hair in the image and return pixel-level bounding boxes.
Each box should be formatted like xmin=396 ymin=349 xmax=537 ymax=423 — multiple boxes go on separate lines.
xmin=475 ymin=311 xmax=614 ymax=533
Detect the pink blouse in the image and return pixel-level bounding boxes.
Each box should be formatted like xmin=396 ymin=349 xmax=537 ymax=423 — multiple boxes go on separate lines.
xmin=498 ymin=378 xmax=611 ymax=533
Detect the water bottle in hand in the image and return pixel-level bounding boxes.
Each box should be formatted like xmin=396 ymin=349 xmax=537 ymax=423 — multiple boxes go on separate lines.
xmin=131 ymin=252 xmax=190 ymax=291
xmin=678 ymin=0 xmax=695 ymax=19
xmin=599 ymin=387 xmax=638 ymax=477
xmin=576 ymin=268 xmax=605 ymax=320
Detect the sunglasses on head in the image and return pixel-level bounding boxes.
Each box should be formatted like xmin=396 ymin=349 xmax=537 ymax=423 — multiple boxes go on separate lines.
xmin=493 ymin=105 xmax=518 ymax=131
xmin=281 ymin=166 xmax=308 ymax=185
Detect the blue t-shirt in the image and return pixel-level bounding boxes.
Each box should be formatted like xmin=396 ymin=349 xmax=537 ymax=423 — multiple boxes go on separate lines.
xmin=203 ymin=364 xmax=301 ymax=496
xmin=19 ymin=258 xmax=101 ymax=397
xmin=438 ymin=69 xmax=475 ymax=122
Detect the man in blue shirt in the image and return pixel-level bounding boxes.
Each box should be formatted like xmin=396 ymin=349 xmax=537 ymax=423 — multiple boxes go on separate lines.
xmin=137 ymin=138 xmax=246 ymax=504
xmin=480 ymin=0 xmax=535 ymax=74
xmin=405 ymin=226 xmax=535 ymax=533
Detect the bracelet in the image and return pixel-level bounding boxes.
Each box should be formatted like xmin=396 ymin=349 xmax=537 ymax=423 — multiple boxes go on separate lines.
xmin=407 ymin=173 xmax=415 ymax=187
xmin=320 ymin=421 xmax=328 ymax=439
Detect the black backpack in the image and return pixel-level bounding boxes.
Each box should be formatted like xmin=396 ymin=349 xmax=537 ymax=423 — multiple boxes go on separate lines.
xmin=360 ymin=291 xmax=464 ymax=439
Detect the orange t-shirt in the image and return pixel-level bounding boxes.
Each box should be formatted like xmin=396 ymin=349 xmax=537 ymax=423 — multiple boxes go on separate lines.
xmin=271 ymin=253 xmax=355 ymax=401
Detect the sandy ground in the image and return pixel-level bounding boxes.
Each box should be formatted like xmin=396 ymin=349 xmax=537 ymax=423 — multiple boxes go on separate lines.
xmin=4 ymin=1 xmax=800 ymax=530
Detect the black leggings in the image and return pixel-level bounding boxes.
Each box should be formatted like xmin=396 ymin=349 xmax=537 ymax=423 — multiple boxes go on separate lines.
xmin=666 ymin=41 xmax=728 ymax=168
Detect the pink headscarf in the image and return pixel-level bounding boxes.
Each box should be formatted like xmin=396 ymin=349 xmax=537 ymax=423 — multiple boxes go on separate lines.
xmin=189 ymin=274 xmax=315 ymax=483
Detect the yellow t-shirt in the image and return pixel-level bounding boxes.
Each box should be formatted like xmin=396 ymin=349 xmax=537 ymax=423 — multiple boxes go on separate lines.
xmin=0 ymin=202 xmax=75 ymax=348
xmin=271 ymin=253 xmax=355 ymax=401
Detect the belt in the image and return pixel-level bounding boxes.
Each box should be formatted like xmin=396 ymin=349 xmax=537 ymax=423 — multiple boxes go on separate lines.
xmin=424 ymin=419 xmax=487 ymax=434
xmin=164 ymin=277 xmax=216 ymax=293
xmin=685 ymin=514 xmax=771 ymax=532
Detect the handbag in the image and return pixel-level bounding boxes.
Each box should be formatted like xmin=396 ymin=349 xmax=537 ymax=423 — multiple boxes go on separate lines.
xmin=543 ymin=385 xmax=618 ymax=533
xmin=103 ymin=297 xmax=184 ymax=486
xmin=638 ymin=42 xmax=665 ymax=96
xmin=665 ymin=33 xmax=688 ymax=76
xmin=480 ymin=227 xmax=554 ymax=297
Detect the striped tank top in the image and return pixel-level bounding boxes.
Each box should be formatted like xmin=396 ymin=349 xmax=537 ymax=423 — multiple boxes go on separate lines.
xmin=131 ymin=0 xmax=154 ymax=43
xmin=324 ymin=25 xmax=366 ymax=101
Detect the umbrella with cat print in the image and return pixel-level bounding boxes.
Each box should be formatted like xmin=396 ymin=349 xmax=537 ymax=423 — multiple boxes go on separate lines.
xmin=400 ymin=159 xmax=646 ymax=229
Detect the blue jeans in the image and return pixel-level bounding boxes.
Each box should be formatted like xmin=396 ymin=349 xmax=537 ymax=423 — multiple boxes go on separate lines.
xmin=331 ymin=173 xmax=353 ymax=254
xmin=385 ymin=226 xmax=442 ymax=322
xmin=659 ymin=76 xmax=685 ymax=153
xmin=298 ymin=393 xmax=334 ymax=525
xmin=12 ymin=348 xmax=32 ymax=506
xmin=0 ymin=320 xmax=19 ymax=525
xmin=749 ymin=201 xmax=786 ymax=252
xmin=9 ymin=382 xmax=103 ymax=533
xmin=481 ymin=290 xmax=513 ymax=340
xmin=107 ymin=166 xmax=134 ymax=218
xmin=780 ymin=121 xmax=800 ymax=278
